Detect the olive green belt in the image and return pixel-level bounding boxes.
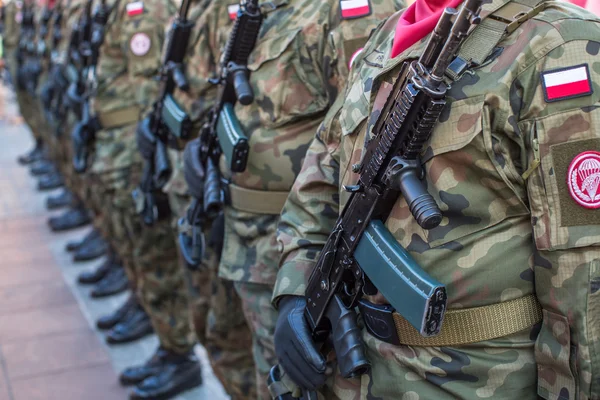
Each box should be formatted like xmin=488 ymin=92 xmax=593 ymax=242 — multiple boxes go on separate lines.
xmin=361 ymin=294 xmax=542 ymax=347
xmin=228 ymin=183 xmax=289 ymax=215
xmin=97 ymin=106 xmax=141 ymax=130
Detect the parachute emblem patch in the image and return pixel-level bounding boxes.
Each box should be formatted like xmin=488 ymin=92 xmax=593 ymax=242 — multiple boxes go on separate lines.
xmin=541 ymin=64 xmax=593 ymax=103
xmin=568 ymin=151 xmax=600 ymax=209
xmin=340 ymin=0 xmax=371 ymax=19
xmin=130 ymin=32 xmax=151 ymax=56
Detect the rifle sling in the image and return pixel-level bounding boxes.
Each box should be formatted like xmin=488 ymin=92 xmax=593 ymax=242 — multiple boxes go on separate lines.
xmin=359 ymin=294 xmax=542 ymax=347
xmin=445 ymin=0 xmax=548 ymax=81
xmin=228 ymin=183 xmax=288 ymax=215
xmin=97 ymin=105 xmax=141 ymax=129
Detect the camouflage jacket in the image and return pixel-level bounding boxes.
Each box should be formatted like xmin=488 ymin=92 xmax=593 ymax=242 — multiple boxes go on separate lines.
xmin=89 ymin=0 xmax=176 ymax=175
xmin=3 ymin=1 xmax=21 ymax=49
xmin=174 ymin=0 xmax=402 ymax=284
xmin=274 ymin=1 xmax=600 ymax=399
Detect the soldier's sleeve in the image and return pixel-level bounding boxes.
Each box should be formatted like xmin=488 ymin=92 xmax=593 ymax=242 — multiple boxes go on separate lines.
xmin=516 ymin=33 xmax=600 ymax=399
xmin=272 ymin=96 xmax=345 ymax=304
xmin=122 ymin=3 xmax=173 ymax=112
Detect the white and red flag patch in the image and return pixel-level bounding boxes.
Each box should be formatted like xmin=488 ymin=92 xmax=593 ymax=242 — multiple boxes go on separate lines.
xmin=340 ymin=0 xmax=371 ymax=19
xmin=541 ymin=64 xmax=593 ymax=103
xmin=228 ymin=4 xmax=240 ymax=21
xmin=568 ymin=151 xmax=600 ymax=209
xmin=126 ymin=1 xmax=144 ymax=17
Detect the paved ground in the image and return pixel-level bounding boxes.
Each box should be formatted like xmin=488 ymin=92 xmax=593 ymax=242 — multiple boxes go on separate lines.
xmin=0 ymin=84 xmax=229 ymax=400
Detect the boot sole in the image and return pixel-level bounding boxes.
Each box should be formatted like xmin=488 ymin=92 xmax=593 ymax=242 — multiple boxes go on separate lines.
xmin=49 ymin=218 xmax=92 ymax=232
xmin=106 ymin=326 xmax=154 ymax=345
xmin=129 ymin=372 xmax=203 ymax=400
xmin=90 ymin=285 xmax=129 ymax=298
xmin=73 ymin=250 xmax=107 ymax=262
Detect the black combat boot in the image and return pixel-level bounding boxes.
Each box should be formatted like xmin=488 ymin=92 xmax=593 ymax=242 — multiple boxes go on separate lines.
xmin=48 ymin=207 xmax=91 ymax=232
xmin=128 ymin=349 xmax=202 ymax=400
xmin=78 ymin=249 xmax=120 ymax=285
xmin=66 ymin=228 xmax=102 ymax=252
xmin=119 ymin=346 xmax=170 ymax=385
xmin=17 ymin=139 xmax=44 ymax=165
xmin=105 ymin=303 xmax=154 ymax=344
xmin=29 ymin=159 xmax=55 ymax=176
xmin=37 ymin=172 xmax=64 ymax=191
xmin=90 ymin=265 xmax=129 ymax=298
xmin=46 ymin=190 xmax=75 ymax=210
xmin=96 ymin=294 xmax=137 ymax=330
xmin=73 ymin=234 xmax=107 ymax=262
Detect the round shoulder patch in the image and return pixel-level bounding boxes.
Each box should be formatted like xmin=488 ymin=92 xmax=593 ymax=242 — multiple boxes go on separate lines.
xmin=129 ymin=32 xmax=151 ymax=56
xmin=568 ymin=150 xmax=600 ymax=209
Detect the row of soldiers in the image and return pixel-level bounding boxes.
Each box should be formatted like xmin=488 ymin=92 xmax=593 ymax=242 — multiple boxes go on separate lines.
xmin=1 ymin=0 xmax=403 ymax=398
xmin=3 ymin=0 xmax=600 ymax=399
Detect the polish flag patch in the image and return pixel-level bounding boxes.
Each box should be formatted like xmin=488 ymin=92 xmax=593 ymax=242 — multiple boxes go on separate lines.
xmin=126 ymin=1 xmax=144 ymax=17
xmin=541 ymin=64 xmax=593 ymax=103
xmin=340 ymin=0 xmax=371 ymax=19
xmin=228 ymin=4 xmax=240 ymax=21
xmin=568 ymin=151 xmax=600 ymax=209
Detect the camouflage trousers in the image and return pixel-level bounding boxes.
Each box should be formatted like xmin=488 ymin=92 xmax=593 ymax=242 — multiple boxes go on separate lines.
xmin=233 ymin=281 xmax=278 ymax=400
xmin=168 ymin=184 xmax=256 ymax=399
xmin=88 ymin=130 xmax=195 ymax=354
xmin=314 ymin=327 xmax=537 ymax=399
xmin=14 ymin=71 xmax=44 ymax=144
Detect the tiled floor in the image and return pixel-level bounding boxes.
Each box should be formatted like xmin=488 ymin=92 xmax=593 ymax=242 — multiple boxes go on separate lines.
xmin=0 ymin=85 xmax=229 ymax=400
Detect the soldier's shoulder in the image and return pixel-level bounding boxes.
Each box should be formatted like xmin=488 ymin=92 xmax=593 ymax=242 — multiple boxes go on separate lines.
xmin=524 ymin=2 xmax=600 ymax=54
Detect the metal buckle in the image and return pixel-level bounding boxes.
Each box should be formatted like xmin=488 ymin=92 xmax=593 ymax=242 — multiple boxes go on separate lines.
xmin=358 ymin=299 xmax=400 ymax=346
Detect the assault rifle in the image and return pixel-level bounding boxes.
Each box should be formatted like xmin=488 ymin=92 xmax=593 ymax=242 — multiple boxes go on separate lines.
xmin=268 ymin=1 xmax=483 ymax=398
xmin=179 ymin=0 xmax=262 ymax=267
xmin=71 ymin=0 xmax=112 ymax=173
xmin=133 ymin=0 xmax=194 ymax=226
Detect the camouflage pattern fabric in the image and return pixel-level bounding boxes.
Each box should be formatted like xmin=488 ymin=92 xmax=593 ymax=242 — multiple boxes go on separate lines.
xmin=274 ymin=1 xmax=600 ymax=399
xmin=176 ymin=0 xmax=402 ymax=397
xmin=158 ymin=1 xmax=258 ymax=397
xmin=169 ymin=189 xmax=256 ymax=400
xmin=15 ymin=2 xmax=45 ymax=145
xmin=89 ymin=0 xmax=196 ymax=354
xmin=54 ymin=0 xmax=87 ymax=196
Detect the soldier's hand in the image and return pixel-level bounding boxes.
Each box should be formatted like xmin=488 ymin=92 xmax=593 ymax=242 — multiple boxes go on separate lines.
xmin=274 ymin=295 xmax=327 ymax=391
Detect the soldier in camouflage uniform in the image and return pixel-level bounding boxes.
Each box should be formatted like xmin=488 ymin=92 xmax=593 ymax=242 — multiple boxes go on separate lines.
xmin=3 ymin=0 xmax=20 ymax=90
xmin=43 ymin=0 xmax=93 ymax=231
xmin=88 ymin=0 xmax=203 ymax=398
xmin=181 ymin=0 xmax=402 ymax=397
xmin=14 ymin=0 xmax=48 ymax=167
xmin=156 ymin=1 xmax=257 ymax=398
xmin=273 ymin=0 xmax=600 ymax=399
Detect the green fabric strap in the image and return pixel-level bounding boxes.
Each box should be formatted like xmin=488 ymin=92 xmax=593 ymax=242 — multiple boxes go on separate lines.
xmin=446 ymin=0 xmax=548 ymax=80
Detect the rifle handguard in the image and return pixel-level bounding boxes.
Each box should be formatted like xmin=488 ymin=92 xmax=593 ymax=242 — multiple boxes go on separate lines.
xmin=153 ymin=140 xmax=172 ymax=189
